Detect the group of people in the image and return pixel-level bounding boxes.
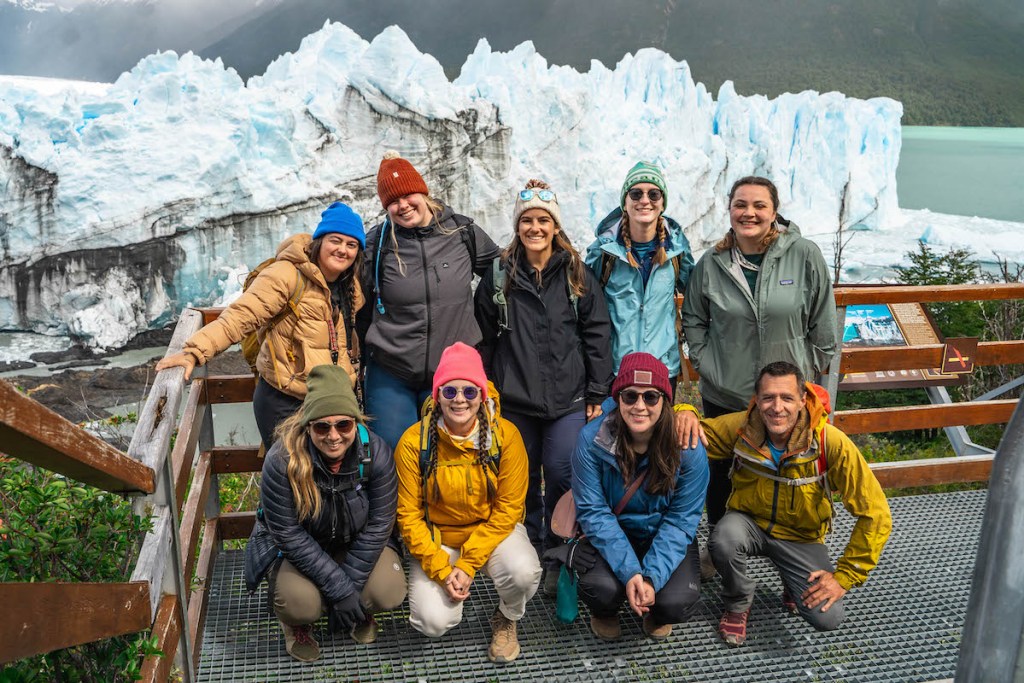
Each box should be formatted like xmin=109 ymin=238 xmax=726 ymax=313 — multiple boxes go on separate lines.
xmin=156 ymin=152 xmax=892 ymax=664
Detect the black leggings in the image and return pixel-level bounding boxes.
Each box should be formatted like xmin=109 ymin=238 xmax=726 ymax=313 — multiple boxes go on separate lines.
xmin=253 ymin=378 xmax=303 ymax=449
xmin=703 ymin=399 xmax=737 ymax=527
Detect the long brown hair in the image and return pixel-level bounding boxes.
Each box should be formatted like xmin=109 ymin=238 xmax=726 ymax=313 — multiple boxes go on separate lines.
xmin=607 ymin=397 xmax=679 ymax=496
xmin=275 ymin=409 xmax=368 ymax=522
xmin=619 ymin=213 xmax=669 ymax=269
xmin=501 ymin=221 xmax=586 ymax=299
xmin=715 ymin=176 xmax=782 ymax=253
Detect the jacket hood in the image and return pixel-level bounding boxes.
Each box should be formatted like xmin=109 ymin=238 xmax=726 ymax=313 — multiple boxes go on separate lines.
xmin=593 ymin=207 xmax=689 ymax=259
xmin=275 ymin=233 xmax=329 ymax=289
xmin=741 ymin=380 xmax=827 ymax=454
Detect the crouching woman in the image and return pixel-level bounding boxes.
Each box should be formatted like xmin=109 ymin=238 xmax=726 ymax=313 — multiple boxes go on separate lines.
xmin=570 ymin=352 xmax=709 ymax=640
xmin=244 ymin=364 xmax=406 ymax=663
xmin=395 ymin=342 xmax=541 ymax=663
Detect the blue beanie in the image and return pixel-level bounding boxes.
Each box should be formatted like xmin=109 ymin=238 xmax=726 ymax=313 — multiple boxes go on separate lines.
xmin=312 ymin=201 xmax=366 ymax=248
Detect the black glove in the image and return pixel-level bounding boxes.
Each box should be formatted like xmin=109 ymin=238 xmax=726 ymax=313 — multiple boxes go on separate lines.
xmin=327 ymin=591 xmax=365 ymax=634
xmin=542 ymin=544 xmax=571 ymax=565
xmin=566 ymin=539 xmax=598 ymax=573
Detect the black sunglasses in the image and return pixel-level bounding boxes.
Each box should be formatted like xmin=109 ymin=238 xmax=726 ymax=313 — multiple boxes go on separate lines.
xmin=440 ymin=385 xmax=480 ymax=401
xmin=627 ymin=188 xmax=663 ymax=203
xmin=309 ymin=418 xmax=355 ymax=436
xmin=619 ymin=389 xmax=664 ymax=407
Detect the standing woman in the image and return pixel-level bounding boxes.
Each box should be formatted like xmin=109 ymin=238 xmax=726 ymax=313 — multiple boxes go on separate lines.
xmin=475 ymin=180 xmax=613 ymax=593
xmin=243 ymin=365 xmax=405 ymax=662
xmin=584 ymin=161 xmax=694 ymax=382
xmin=568 ymin=352 xmax=709 ymax=641
xmin=156 ymin=201 xmax=366 ymax=449
xmin=395 ymin=342 xmax=541 ymax=664
xmin=681 ymin=176 xmax=837 ymax=561
xmin=361 ymin=151 xmax=500 ymax=450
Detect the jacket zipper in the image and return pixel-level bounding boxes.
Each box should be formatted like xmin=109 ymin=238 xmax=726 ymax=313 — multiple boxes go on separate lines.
xmin=419 ymin=237 xmax=432 ymax=381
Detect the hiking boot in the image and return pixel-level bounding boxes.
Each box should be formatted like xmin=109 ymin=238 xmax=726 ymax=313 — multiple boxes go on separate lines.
xmin=351 ymin=614 xmax=378 ymax=644
xmin=642 ymin=614 xmax=673 ymax=640
xmin=699 ymin=545 xmax=717 ymax=581
xmin=543 ymin=567 xmax=560 ymax=598
xmin=781 ymin=588 xmax=799 ymax=615
xmin=589 ymin=614 xmax=621 ymax=641
xmin=280 ymin=620 xmax=320 ymax=662
xmin=718 ymin=608 xmax=751 ymax=647
xmin=488 ymin=609 xmax=520 ymax=663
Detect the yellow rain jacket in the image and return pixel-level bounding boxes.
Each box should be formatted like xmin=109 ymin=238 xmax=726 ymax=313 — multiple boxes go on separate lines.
xmin=395 ymin=387 xmax=528 ymax=583
xmin=703 ymin=384 xmax=892 ymax=590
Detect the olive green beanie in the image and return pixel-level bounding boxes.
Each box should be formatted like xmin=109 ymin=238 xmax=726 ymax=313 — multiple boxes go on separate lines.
xmin=620 ymin=161 xmax=668 ymax=210
xmin=302 ymin=365 xmax=360 ymax=424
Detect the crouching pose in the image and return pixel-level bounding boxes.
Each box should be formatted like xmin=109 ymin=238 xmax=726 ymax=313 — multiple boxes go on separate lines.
xmin=682 ymin=361 xmax=892 ymax=646
xmin=569 ymin=352 xmax=709 ymax=641
xmin=395 ymin=342 xmax=541 ymax=663
xmin=244 ymin=365 xmax=406 ymax=662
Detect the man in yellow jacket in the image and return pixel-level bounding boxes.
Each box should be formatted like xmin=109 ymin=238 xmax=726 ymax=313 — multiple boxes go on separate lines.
xmin=692 ymin=361 xmax=892 ymax=647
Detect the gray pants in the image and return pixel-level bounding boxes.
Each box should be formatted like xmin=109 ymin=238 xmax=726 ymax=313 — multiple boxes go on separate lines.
xmin=709 ymin=511 xmax=845 ymax=631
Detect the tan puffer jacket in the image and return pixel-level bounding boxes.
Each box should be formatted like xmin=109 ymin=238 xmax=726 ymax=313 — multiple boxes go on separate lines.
xmin=183 ymin=234 xmax=363 ymax=398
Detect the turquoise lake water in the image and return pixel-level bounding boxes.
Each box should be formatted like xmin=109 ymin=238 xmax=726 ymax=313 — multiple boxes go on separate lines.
xmin=897 ymin=126 xmax=1024 ymax=222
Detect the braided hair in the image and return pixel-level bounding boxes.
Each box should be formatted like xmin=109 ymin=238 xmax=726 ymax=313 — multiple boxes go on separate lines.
xmin=423 ymin=407 xmax=443 ymax=503
xmin=475 ymin=402 xmax=498 ymax=504
xmin=619 ymin=214 xmax=669 ymax=269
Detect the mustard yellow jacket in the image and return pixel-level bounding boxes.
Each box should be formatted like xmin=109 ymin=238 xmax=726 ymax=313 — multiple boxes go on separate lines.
xmin=395 ymin=390 xmax=528 ymax=583
xmin=183 ymin=234 xmax=362 ymax=398
xmin=703 ymin=385 xmax=892 ymax=590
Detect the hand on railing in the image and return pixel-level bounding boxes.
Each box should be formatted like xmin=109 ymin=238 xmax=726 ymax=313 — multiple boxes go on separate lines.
xmin=155 ymin=351 xmax=197 ymax=381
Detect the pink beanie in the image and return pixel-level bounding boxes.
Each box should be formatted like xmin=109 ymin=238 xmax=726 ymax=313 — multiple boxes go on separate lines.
xmin=611 ymin=352 xmax=673 ymax=399
xmin=432 ymin=342 xmax=488 ymax=402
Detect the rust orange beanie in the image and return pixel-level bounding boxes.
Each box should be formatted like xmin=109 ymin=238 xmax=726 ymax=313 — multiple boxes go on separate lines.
xmin=377 ymin=150 xmax=429 ymax=208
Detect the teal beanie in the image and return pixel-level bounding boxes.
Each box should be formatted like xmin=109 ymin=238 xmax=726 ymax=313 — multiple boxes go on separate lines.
xmin=620 ymin=161 xmax=668 ymax=210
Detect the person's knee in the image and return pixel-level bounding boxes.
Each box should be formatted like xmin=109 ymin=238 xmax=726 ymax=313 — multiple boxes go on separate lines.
xmin=709 ymin=515 xmax=747 ymax=564
xmin=804 ymin=601 xmax=845 ymax=631
xmin=273 ymin=586 xmax=322 ymax=625
xmin=410 ymin=609 xmax=457 ymax=638
xmin=577 ymin=569 xmax=623 ymax=613
xmin=655 ymin=587 xmax=701 ymax=623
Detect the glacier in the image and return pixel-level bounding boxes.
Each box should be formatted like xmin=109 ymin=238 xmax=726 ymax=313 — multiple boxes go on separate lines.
xmin=0 ymin=20 xmax=1014 ymax=355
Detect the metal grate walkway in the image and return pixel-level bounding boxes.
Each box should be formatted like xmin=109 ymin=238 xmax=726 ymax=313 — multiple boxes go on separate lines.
xmin=199 ymin=490 xmax=984 ymax=682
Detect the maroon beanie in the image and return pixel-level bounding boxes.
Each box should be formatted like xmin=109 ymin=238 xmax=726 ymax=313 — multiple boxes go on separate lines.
xmin=377 ymin=150 xmax=430 ymax=209
xmin=432 ymin=342 xmax=489 ymax=402
xmin=611 ymin=352 xmax=673 ymax=399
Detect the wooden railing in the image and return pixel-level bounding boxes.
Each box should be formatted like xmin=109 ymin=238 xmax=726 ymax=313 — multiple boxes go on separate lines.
xmin=2 ymin=282 xmax=1021 ymax=678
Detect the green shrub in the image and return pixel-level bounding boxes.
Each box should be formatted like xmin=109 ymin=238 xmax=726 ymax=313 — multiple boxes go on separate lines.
xmin=0 ymin=457 xmax=160 ymax=681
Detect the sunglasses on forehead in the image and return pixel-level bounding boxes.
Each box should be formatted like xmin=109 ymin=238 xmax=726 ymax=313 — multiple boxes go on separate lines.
xmin=519 ymin=189 xmax=556 ymax=202
xmin=627 ymin=188 xmax=663 ymax=202
xmin=440 ymin=385 xmax=480 ymax=401
xmin=308 ymin=418 xmax=355 ymax=436
xmin=619 ymin=389 xmax=664 ymax=407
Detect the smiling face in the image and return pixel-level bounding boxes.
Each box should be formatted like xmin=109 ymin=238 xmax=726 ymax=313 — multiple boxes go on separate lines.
xmin=438 ymin=380 xmax=483 ymax=437
xmin=307 ymin=414 xmax=357 ymax=461
xmin=729 ymin=184 xmax=778 ymax=254
xmin=516 ymin=208 xmax=558 ymax=261
xmin=617 ymin=384 xmax=665 ymax=441
xmin=315 ymin=233 xmax=361 ymax=282
xmin=624 ymin=182 xmax=664 ymax=238
xmin=756 ymin=373 xmax=805 ymax=449
xmin=388 ymin=192 xmax=432 ymax=228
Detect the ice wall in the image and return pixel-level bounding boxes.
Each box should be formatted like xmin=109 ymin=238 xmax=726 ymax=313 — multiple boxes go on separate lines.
xmin=0 ymin=21 xmax=902 ymax=349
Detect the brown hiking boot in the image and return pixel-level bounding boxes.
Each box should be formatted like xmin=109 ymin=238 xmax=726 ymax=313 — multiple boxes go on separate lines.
xmin=351 ymin=614 xmax=378 ymax=644
xmin=542 ymin=567 xmax=560 ymax=598
xmin=642 ymin=613 xmax=673 ymax=639
xmin=280 ymin=620 xmax=320 ymax=662
xmin=488 ymin=609 xmax=521 ymax=663
xmin=699 ymin=545 xmax=717 ymax=580
xmin=589 ymin=614 xmax=621 ymax=641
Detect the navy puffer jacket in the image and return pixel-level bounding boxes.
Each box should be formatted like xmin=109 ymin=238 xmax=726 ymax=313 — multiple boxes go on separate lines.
xmin=243 ymin=429 xmax=397 ymax=603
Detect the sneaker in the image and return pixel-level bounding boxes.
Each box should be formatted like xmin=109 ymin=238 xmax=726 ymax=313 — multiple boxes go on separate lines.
xmin=642 ymin=614 xmax=672 ymax=640
xmin=781 ymin=589 xmax=799 ymax=615
xmin=589 ymin=614 xmax=621 ymax=641
xmin=543 ymin=567 xmax=560 ymax=599
xmin=488 ymin=610 xmax=521 ymax=663
xmin=718 ymin=608 xmax=751 ymax=647
xmin=351 ymin=614 xmax=378 ymax=644
xmin=280 ymin=621 xmax=320 ymax=662
xmin=699 ymin=545 xmax=717 ymax=580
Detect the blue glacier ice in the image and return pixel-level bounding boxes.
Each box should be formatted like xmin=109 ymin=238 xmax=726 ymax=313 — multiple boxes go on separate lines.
xmin=0 ymin=21 xmax=1018 ymax=353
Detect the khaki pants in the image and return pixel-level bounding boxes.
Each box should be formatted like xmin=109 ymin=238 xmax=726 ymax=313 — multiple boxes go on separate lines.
xmin=273 ymin=546 xmax=407 ymax=626
xmin=408 ymin=523 xmax=541 ymax=638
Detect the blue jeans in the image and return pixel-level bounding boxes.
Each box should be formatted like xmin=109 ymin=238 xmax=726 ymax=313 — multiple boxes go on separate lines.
xmin=504 ymin=410 xmax=586 ymax=566
xmin=364 ymin=359 xmax=432 ymax=451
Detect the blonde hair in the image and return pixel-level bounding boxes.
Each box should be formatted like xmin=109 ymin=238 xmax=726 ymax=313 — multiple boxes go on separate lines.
xmin=386 ymin=194 xmax=445 ymax=277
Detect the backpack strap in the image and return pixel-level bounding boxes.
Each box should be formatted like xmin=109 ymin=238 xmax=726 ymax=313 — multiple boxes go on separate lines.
xmin=613 ymin=470 xmax=648 ymax=515
xmin=372 ymin=218 xmax=390 ymax=315
xmin=491 ymin=257 xmax=510 ymax=334
xmin=357 ymin=424 xmax=371 ymax=481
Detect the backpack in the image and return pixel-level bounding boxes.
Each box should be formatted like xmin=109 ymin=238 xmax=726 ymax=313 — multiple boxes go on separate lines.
xmin=239 ymin=259 xmax=306 ymax=375
xmin=370 ymin=214 xmax=477 ymax=315
xmin=490 ymin=256 xmax=579 ymax=334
